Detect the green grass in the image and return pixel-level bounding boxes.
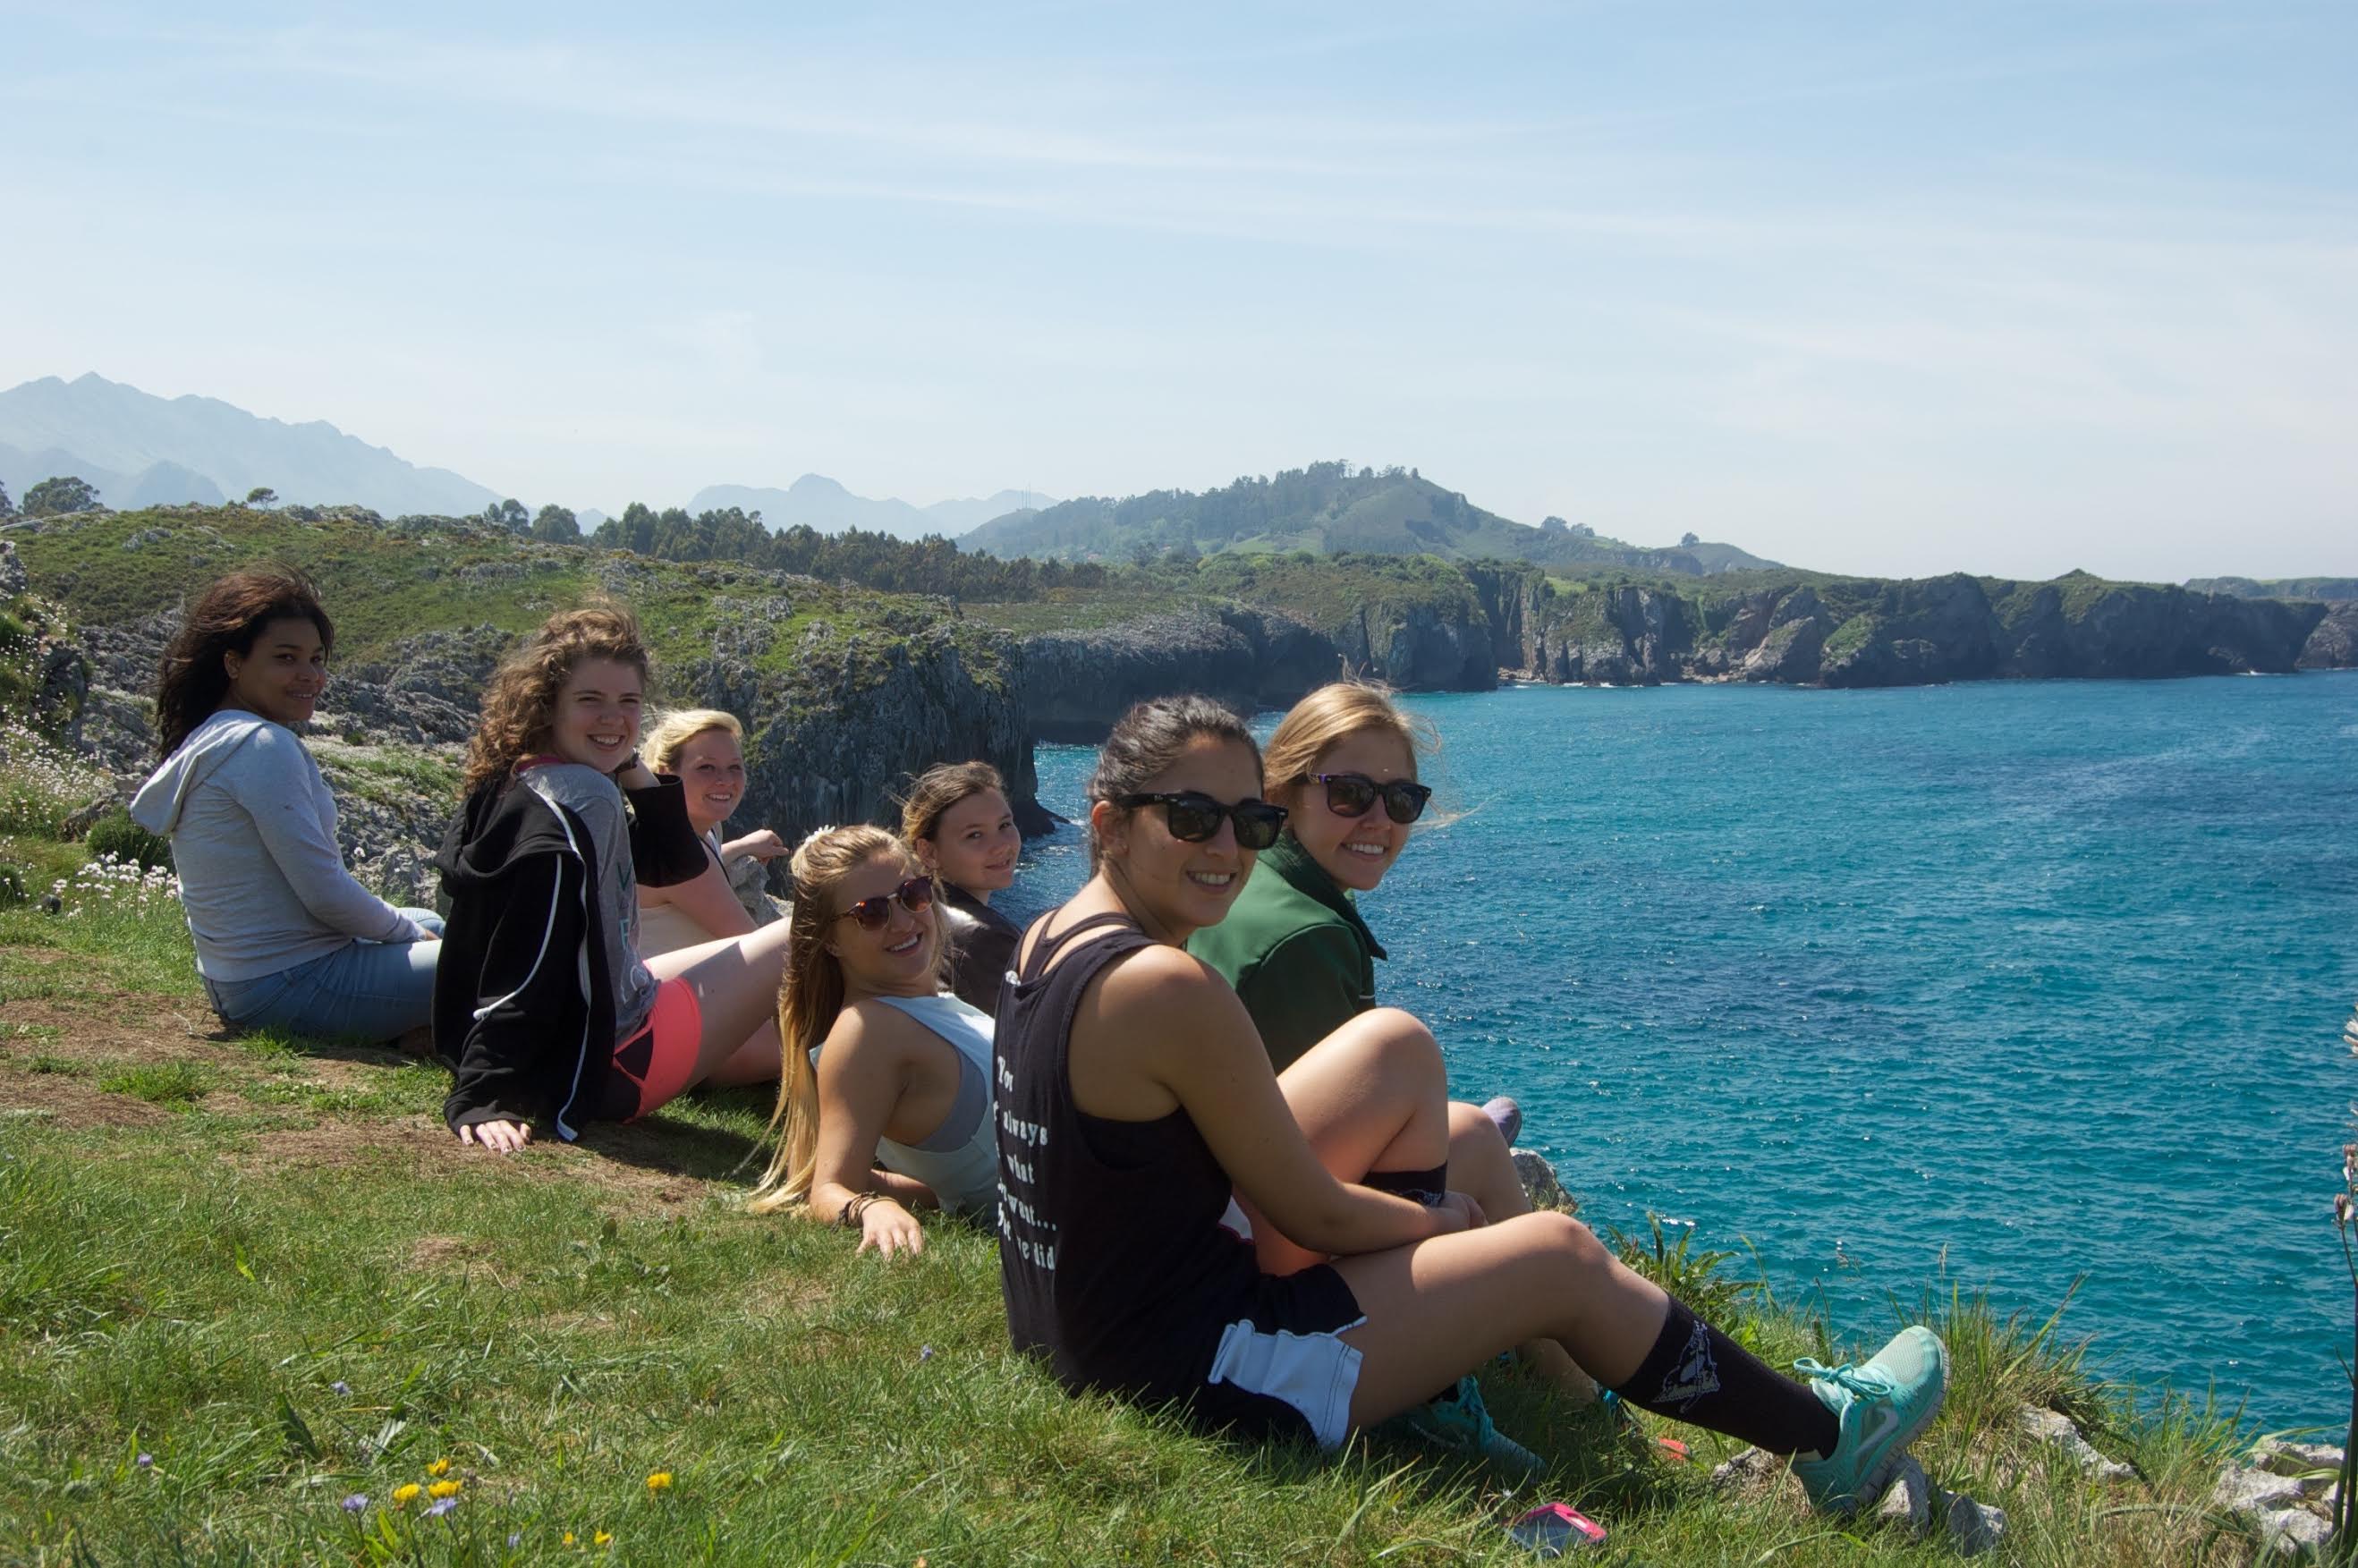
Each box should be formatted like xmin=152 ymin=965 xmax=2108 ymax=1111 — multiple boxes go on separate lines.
xmin=96 ymin=1059 xmax=216 ymax=1107
xmin=0 ymin=1083 xmax=2270 ymax=1564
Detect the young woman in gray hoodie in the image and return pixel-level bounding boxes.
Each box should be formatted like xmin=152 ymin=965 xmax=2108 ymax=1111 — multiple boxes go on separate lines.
xmin=131 ymin=567 xmax=443 ymax=1042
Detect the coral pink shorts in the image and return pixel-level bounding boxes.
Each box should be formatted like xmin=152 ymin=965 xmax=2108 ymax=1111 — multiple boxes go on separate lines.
xmin=609 ymin=978 xmax=702 ymax=1121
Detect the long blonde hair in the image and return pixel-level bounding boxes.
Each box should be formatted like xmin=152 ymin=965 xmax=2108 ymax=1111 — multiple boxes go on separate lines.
xmin=747 ymin=826 xmax=946 ymax=1214
xmin=461 ymin=604 xmax=652 ymax=794
xmin=642 ymin=708 xmax=742 ymax=775
xmin=1260 ymin=681 xmax=1432 ymax=810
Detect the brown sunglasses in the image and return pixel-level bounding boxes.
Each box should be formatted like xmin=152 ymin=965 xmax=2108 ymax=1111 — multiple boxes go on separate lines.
xmin=835 ymin=877 xmax=936 ymax=931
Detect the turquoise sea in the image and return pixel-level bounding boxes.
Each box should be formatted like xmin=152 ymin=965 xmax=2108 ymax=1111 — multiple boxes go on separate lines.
xmin=1007 ymin=674 xmax=2358 ymax=1431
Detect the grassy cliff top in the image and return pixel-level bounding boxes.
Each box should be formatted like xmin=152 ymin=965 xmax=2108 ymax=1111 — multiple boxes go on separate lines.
xmin=0 ymin=852 xmax=2282 ymax=1563
xmin=4 ymin=504 xmax=1005 ymax=682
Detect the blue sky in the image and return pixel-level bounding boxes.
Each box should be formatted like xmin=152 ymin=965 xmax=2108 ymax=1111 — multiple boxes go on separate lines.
xmin=4 ymin=1 xmax=2353 ymax=580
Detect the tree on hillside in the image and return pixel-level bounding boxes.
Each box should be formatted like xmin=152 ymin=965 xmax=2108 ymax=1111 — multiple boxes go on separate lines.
xmin=246 ymin=487 xmax=278 ymax=507
xmin=0 ymin=481 xmax=13 ymax=519
xmin=483 ymin=497 xmax=529 ymax=533
xmin=530 ymin=504 xmax=580 ymax=542
xmin=1681 ymin=531 xmax=1700 ymax=547
xmin=22 ymin=476 xmax=102 ymax=518
xmin=1541 ymin=516 xmax=1567 ymax=534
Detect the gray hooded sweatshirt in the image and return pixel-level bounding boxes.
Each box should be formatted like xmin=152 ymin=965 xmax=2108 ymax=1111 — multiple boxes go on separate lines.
xmin=131 ymin=709 xmax=427 ymax=981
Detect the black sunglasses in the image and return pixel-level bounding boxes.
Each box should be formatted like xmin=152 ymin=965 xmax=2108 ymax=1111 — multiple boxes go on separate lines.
xmin=1115 ymin=792 xmax=1288 ymax=851
xmin=835 ymin=877 xmax=936 ymax=931
xmin=1310 ymin=772 xmax=1433 ymax=825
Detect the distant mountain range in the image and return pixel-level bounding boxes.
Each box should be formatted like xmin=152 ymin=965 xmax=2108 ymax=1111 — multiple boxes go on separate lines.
xmin=0 ymin=373 xmax=501 ymax=518
xmin=960 ymin=460 xmax=1780 ymax=575
xmin=688 ymin=477 xmax=1056 ymax=541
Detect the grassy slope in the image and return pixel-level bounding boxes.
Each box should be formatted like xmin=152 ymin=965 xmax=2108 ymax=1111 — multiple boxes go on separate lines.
xmin=0 ymin=837 xmax=2274 ymax=1563
xmin=5 ymin=506 xmax=1004 ymax=684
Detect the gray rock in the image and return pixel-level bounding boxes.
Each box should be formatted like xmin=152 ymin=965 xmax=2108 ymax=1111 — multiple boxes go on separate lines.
xmin=1875 ymin=1454 xmax=1931 ymax=1535
xmin=1708 ymin=1445 xmax=1794 ymax=1502
xmin=0 ymin=538 xmax=25 ymax=596
xmin=2018 ymin=1404 xmax=2136 ymax=1482
xmin=2255 ymin=1438 xmax=2346 ymax=1481
xmin=2260 ymin=1504 xmax=2329 ymax=1560
xmin=1510 ymin=1148 xmax=1569 ymax=1211
xmin=1939 ymin=1489 xmax=2006 ymax=1556
xmin=2218 ymin=1464 xmax=2309 ymax=1516
xmin=2297 ymin=604 xmax=2358 ymax=669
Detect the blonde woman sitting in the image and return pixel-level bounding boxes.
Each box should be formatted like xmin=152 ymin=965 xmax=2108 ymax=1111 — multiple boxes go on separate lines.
xmin=636 ymin=708 xmax=787 ymax=959
xmin=748 ymin=826 xmax=997 ymax=1257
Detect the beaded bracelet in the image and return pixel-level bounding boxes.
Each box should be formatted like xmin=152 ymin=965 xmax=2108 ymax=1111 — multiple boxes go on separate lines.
xmin=837 ymin=1191 xmax=889 ymax=1230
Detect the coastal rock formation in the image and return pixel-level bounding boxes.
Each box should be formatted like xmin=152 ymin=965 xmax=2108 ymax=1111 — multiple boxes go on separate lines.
xmin=1470 ymin=564 xmax=2356 ymax=690
xmin=1020 ymin=607 xmax=1338 ymax=742
xmin=2298 ymin=603 xmax=2358 ymax=670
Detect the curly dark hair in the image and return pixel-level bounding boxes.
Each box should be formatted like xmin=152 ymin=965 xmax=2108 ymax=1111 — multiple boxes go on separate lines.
xmin=153 ymin=566 xmax=335 ymax=758
xmin=461 ymin=604 xmax=653 ymax=794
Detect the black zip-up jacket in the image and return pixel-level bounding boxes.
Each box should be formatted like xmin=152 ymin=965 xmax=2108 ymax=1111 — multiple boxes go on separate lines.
xmin=431 ymin=771 xmax=705 ymax=1138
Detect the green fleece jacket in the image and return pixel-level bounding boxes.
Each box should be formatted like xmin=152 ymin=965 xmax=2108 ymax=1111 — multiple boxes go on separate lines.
xmin=1188 ymin=831 xmax=1387 ymax=1073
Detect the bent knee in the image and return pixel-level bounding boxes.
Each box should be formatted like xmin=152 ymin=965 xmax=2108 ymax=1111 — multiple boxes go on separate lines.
xmin=1354 ymin=1007 xmax=1444 ymax=1076
xmin=1512 ymin=1208 xmax=1610 ymax=1268
xmin=1446 ymin=1099 xmax=1509 ymax=1152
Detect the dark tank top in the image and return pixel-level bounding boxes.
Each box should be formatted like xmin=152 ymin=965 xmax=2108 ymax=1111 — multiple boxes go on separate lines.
xmin=995 ymin=913 xmax=1268 ymax=1403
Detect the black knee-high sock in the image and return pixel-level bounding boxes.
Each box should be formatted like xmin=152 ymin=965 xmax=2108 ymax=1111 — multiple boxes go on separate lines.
xmin=1363 ymin=1164 xmax=1449 ymax=1207
xmin=1609 ymin=1298 xmax=1839 ymax=1457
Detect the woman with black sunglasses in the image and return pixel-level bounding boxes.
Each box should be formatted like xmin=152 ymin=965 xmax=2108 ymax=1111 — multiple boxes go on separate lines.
xmin=997 ymin=693 xmax=1947 ymax=1506
xmin=747 ymin=826 xmax=1000 ymax=1256
xmin=1189 ymin=680 xmax=1602 ymax=1407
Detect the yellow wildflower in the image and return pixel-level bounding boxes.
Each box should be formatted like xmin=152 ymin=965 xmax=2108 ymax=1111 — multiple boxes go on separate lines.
xmin=428 ymin=1479 xmax=462 ymax=1499
xmin=563 ymin=1532 xmax=575 ymax=1546
xmin=427 ymin=1457 xmax=452 ymax=1477
xmin=646 ymin=1471 xmax=673 ymax=1492
xmin=392 ymin=1483 xmax=421 ymax=1504
xmin=594 ymin=1530 xmax=612 ymax=1546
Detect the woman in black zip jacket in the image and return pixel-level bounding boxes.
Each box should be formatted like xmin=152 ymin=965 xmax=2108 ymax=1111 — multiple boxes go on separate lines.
xmin=433 ymin=605 xmax=793 ymax=1152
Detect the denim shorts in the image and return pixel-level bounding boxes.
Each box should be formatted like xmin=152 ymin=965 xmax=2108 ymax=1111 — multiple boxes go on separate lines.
xmin=201 ymin=908 xmax=444 ymax=1044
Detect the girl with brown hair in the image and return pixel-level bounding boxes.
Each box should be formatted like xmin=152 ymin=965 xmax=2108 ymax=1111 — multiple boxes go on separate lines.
xmin=898 ymin=760 xmax=1023 ymax=1014
xmin=432 ymin=606 xmax=790 ymax=1152
xmin=131 ymin=565 xmax=443 ymax=1042
xmin=747 ymin=826 xmax=999 ymax=1256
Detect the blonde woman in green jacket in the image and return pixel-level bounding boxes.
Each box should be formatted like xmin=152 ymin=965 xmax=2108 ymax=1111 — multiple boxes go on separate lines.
xmin=1190 ymin=681 xmax=1598 ymax=1402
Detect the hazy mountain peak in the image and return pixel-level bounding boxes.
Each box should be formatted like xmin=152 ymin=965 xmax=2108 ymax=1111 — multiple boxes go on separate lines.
xmin=0 ymin=373 xmax=500 ymax=517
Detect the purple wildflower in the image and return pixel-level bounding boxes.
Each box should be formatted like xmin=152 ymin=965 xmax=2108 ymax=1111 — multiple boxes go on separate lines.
xmin=508 ymin=1531 xmax=522 ymax=1547
xmin=331 ymin=1381 xmax=351 ymax=1396
xmin=342 ymin=1494 xmax=368 ymax=1513
xmin=919 ymin=1345 xmax=935 ymax=1361
xmin=425 ymin=1496 xmax=460 ymax=1518
xmin=135 ymin=1454 xmax=153 ymax=1470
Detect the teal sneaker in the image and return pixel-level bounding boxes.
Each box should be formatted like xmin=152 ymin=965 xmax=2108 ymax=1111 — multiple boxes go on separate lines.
xmin=1788 ymin=1326 xmax=1948 ymax=1514
xmin=1395 ymin=1375 xmax=1541 ymax=1473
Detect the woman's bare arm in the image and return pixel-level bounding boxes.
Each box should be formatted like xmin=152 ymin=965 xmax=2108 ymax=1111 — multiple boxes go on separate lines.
xmin=1074 ymin=945 xmax=1463 ymax=1258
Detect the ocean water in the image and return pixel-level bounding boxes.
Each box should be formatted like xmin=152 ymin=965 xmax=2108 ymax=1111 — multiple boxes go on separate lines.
xmin=1006 ymin=674 xmax=2358 ymax=1430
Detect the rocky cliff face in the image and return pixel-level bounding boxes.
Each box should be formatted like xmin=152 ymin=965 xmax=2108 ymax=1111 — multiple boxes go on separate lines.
xmin=2297 ymin=604 xmax=2358 ymax=670
xmin=1019 ymin=606 xmax=1341 ymax=742
xmin=1474 ymin=567 xmax=2353 ymax=689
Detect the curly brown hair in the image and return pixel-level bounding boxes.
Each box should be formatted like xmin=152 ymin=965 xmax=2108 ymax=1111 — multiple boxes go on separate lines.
xmin=154 ymin=565 xmax=335 ymax=758
xmin=460 ymin=604 xmax=654 ymax=794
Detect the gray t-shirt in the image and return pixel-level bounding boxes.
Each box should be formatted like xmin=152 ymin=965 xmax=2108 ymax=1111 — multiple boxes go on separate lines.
xmin=131 ymin=710 xmax=426 ymax=982
xmin=519 ymin=763 xmax=660 ymax=1040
